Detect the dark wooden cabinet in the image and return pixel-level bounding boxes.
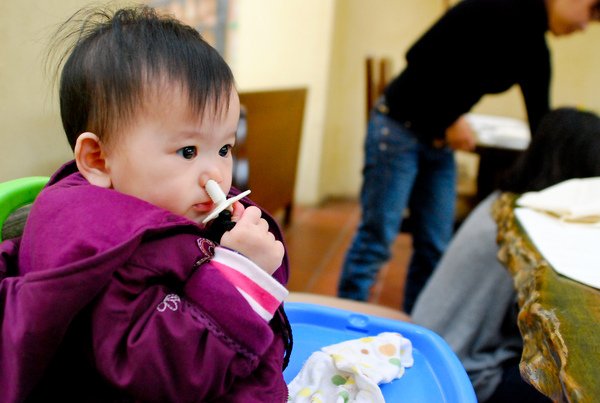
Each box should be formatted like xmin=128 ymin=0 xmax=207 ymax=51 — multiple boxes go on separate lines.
xmin=234 ymin=88 xmax=307 ymax=225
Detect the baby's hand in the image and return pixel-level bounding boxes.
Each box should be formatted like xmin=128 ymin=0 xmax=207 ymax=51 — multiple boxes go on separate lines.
xmin=229 ymin=200 xmax=245 ymax=222
xmin=220 ymin=205 xmax=284 ymax=275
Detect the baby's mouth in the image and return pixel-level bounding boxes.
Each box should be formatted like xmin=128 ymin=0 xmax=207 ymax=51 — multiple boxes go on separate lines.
xmin=192 ymin=202 xmax=214 ymax=213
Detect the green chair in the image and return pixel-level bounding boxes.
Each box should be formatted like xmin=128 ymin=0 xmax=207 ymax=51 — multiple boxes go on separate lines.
xmin=0 ymin=177 xmax=49 ymax=242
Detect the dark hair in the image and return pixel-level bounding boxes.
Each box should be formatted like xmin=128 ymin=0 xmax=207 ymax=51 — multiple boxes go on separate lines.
xmin=500 ymin=107 xmax=600 ymax=193
xmin=51 ymin=5 xmax=234 ymax=150
xmin=593 ymin=0 xmax=600 ymax=21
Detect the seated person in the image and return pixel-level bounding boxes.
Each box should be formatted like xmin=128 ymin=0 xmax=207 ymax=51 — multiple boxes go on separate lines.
xmin=0 ymin=6 xmax=291 ymax=402
xmin=411 ymin=107 xmax=600 ymax=403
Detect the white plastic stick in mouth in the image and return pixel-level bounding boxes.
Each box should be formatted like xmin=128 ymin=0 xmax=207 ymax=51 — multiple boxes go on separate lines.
xmin=202 ymin=179 xmax=251 ymax=224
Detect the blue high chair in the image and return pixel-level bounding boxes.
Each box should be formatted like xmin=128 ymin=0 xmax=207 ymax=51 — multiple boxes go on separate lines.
xmin=284 ymin=298 xmax=477 ymax=402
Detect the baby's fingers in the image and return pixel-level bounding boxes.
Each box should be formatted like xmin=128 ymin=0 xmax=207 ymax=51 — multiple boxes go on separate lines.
xmin=230 ymin=201 xmax=245 ymax=222
xmin=236 ymin=205 xmax=262 ymax=224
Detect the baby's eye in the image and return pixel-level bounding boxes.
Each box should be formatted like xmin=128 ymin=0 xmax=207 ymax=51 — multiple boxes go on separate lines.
xmin=219 ymin=145 xmax=232 ymax=157
xmin=177 ymin=146 xmax=197 ymax=160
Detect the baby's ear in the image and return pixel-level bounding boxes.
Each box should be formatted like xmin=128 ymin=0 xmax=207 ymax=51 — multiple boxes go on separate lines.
xmin=74 ymin=132 xmax=112 ymax=188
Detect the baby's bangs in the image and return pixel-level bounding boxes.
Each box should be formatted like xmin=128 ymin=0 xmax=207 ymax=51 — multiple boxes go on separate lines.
xmin=144 ymin=38 xmax=234 ymax=118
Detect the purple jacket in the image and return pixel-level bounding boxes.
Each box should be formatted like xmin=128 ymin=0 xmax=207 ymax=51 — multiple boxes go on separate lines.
xmin=0 ymin=161 xmax=291 ymax=402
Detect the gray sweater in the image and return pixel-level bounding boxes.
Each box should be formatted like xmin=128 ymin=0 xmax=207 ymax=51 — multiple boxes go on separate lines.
xmin=411 ymin=192 xmax=523 ymax=402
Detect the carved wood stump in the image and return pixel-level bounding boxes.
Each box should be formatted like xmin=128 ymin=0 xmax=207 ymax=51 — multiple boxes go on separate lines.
xmin=492 ymin=193 xmax=600 ymax=403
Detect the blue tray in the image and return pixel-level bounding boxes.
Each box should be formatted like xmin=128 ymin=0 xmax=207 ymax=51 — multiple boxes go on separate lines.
xmin=284 ymin=302 xmax=476 ymax=403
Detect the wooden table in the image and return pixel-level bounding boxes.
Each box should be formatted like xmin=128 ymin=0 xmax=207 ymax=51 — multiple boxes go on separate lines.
xmin=492 ymin=193 xmax=600 ymax=403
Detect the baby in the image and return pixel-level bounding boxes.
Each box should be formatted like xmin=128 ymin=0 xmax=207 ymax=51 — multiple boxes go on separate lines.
xmin=0 ymin=5 xmax=291 ymax=402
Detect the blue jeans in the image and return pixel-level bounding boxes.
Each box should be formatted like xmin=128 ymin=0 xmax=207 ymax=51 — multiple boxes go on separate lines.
xmin=337 ymin=107 xmax=456 ymax=313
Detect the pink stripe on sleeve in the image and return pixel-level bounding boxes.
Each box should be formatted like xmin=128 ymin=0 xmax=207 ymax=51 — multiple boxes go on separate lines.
xmin=211 ymin=260 xmax=282 ymax=316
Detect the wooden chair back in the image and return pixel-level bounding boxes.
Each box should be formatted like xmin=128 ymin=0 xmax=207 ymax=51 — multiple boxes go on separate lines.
xmin=365 ymin=56 xmax=392 ymax=121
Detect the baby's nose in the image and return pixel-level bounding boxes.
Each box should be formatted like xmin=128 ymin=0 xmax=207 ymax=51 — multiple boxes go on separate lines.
xmin=200 ymin=172 xmax=222 ymax=189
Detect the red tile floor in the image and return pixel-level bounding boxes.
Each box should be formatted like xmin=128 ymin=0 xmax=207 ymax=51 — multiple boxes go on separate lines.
xmin=282 ymin=198 xmax=412 ymax=311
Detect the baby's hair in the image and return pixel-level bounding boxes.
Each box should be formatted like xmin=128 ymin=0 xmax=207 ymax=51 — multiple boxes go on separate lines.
xmin=49 ymin=4 xmax=235 ymax=150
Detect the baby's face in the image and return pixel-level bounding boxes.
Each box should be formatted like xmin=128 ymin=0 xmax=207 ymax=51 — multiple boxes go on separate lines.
xmin=104 ymin=86 xmax=240 ymax=225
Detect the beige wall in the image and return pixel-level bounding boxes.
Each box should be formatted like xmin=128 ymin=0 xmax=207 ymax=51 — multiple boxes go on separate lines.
xmin=0 ymin=0 xmax=86 ymax=182
xmin=2 ymin=0 xmax=600 ymax=205
xmin=232 ymin=0 xmax=336 ymax=206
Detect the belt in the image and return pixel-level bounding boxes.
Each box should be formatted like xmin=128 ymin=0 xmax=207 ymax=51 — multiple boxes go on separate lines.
xmin=374 ymin=98 xmax=447 ymax=149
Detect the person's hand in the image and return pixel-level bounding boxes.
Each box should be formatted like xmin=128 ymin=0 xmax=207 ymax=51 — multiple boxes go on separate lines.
xmin=445 ymin=115 xmax=477 ymax=151
xmin=220 ymin=205 xmax=285 ymax=275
